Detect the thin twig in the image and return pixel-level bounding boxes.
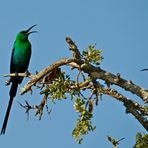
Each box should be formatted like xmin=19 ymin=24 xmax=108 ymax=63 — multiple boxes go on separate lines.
xmin=3 ymin=72 xmax=34 ymax=79
xmin=18 ymin=100 xmax=35 ymax=120
xmin=35 ymin=93 xmax=48 ymax=120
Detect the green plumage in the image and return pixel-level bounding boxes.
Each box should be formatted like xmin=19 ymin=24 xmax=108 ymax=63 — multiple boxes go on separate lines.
xmin=11 ymin=36 xmax=31 ymax=83
xmin=1 ymin=25 xmax=36 ymax=134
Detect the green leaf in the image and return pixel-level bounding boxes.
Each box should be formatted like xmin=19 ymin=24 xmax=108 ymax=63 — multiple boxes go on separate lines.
xmin=72 ymin=97 xmax=96 ymax=143
xmin=82 ymin=44 xmax=103 ymax=66
xmin=134 ymin=133 xmax=148 ymax=148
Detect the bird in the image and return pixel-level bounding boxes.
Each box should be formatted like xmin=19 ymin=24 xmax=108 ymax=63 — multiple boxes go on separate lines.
xmin=1 ymin=25 xmax=37 ymax=134
xmin=141 ymin=68 xmax=148 ymax=71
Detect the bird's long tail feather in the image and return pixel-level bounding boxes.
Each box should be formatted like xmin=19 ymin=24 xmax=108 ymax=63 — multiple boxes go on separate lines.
xmin=1 ymin=80 xmax=18 ymax=135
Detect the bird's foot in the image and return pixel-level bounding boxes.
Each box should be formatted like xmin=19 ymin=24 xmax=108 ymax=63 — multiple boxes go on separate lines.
xmin=15 ymin=72 xmax=18 ymax=78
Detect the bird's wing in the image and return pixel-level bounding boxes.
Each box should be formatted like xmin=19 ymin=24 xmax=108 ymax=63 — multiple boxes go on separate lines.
xmin=10 ymin=43 xmax=16 ymax=73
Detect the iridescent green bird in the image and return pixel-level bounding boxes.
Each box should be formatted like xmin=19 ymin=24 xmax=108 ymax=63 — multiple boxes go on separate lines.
xmin=1 ymin=25 xmax=37 ymax=134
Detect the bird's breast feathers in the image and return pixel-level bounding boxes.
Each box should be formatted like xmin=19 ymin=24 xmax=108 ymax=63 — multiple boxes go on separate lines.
xmin=11 ymin=42 xmax=31 ymax=71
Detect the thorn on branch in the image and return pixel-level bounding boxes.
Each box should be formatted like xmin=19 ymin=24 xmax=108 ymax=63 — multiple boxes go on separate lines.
xmin=112 ymin=73 xmax=121 ymax=84
xmin=105 ymin=80 xmax=111 ymax=88
xmin=129 ymin=80 xmax=134 ymax=85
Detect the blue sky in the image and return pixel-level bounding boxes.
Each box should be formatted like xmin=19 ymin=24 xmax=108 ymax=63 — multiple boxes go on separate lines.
xmin=0 ymin=0 xmax=147 ymax=147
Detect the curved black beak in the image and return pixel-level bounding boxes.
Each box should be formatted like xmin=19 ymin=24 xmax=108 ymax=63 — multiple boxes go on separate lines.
xmin=26 ymin=24 xmax=37 ymax=35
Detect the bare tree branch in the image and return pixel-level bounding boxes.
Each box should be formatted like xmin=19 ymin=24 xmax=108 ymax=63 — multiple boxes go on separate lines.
xmin=81 ymin=64 xmax=148 ymax=103
xmin=100 ymin=87 xmax=148 ymax=131
xmin=3 ymin=72 xmax=33 ymax=78
xmin=20 ymin=58 xmax=78 ymax=95
xmin=68 ymin=78 xmax=148 ymax=131
xmin=4 ymin=37 xmax=148 ymax=132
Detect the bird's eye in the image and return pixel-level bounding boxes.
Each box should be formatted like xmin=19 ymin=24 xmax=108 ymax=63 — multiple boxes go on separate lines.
xmin=20 ymin=31 xmax=26 ymax=34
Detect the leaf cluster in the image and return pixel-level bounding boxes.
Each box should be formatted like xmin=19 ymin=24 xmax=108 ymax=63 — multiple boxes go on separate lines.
xmin=82 ymin=45 xmax=103 ymax=66
xmin=72 ymin=97 xmax=96 ymax=144
xmin=133 ymin=133 xmax=148 ymax=148
xmin=39 ymin=45 xmax=103 ymax=143
xmin=45 ymin=74 xmax=71 ymax=101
